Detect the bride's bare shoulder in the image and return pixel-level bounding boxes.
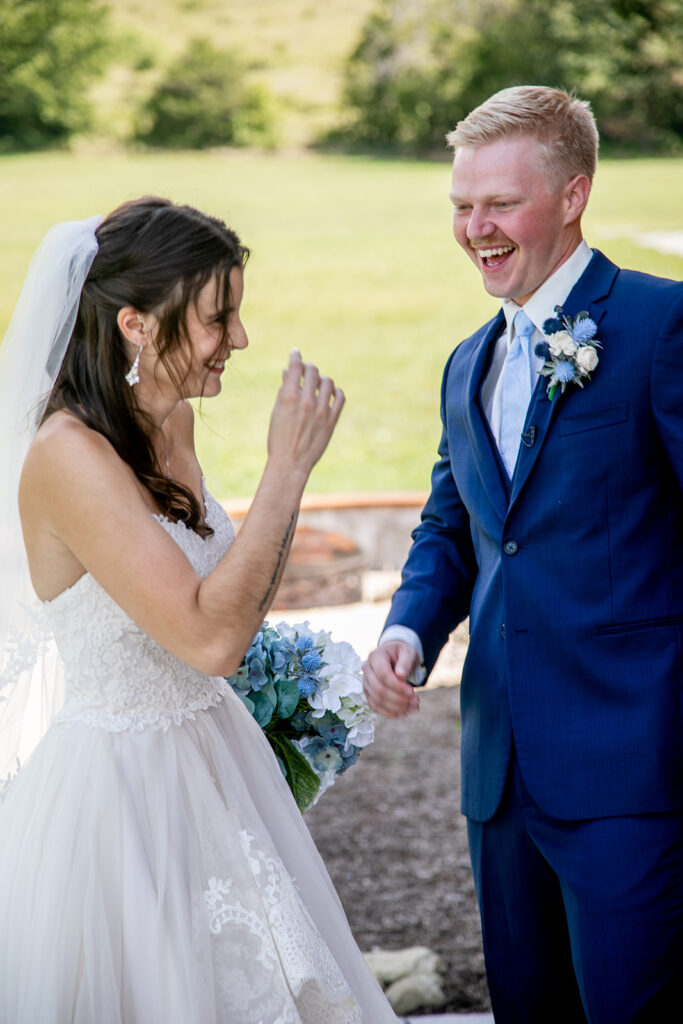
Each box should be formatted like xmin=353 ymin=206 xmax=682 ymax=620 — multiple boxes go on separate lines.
xmin=21 ymin=410 xmax=129 ymax=507
xmin=30 ymin=408 xmax=108 ymax=449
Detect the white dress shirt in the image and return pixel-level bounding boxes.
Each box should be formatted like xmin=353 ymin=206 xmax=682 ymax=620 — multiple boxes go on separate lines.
xmin=380 ymin=241 xmax=594 ymax=680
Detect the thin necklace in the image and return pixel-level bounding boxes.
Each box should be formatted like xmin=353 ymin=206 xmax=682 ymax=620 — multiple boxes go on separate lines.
xmin=159 ymin=432 xmax=172 ymax=479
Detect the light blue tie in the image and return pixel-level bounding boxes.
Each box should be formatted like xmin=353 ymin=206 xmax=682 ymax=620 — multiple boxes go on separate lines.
xmin=499 ymin=309 xmax=536 ymax=477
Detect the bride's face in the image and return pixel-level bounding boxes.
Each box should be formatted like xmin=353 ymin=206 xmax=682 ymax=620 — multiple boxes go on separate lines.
xmin=171 ymin=267 xmax=248 ymax=400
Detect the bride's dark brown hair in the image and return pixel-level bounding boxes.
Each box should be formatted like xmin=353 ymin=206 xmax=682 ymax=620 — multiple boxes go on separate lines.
xmin=44 ymin=196 xmax=249 ymax=536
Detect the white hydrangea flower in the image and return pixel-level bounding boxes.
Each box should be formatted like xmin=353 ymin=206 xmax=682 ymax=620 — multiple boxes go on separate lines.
xmin=275 ymin=620 xmax=331 ymax=647
xmin=344 ymin=717 xmax=375 ymax=749
xmin=320 ymin=639 xmax=363 ymax=677
xmin=307 ymin=671 xmax=361 ymax=715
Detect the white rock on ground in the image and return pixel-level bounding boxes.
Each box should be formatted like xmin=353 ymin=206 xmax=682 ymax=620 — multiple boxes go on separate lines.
xmin=364 ymin=946 xmax=446 ymax=985
xmin=384 ymin=971 xmax=446 ymax=1015
xmin=364 ymin=947 xmax=447 ymax=1014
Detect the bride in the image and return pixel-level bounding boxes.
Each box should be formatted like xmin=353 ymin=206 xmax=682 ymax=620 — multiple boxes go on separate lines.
xmin=0 ymin=196 xmax=398 ymax=1023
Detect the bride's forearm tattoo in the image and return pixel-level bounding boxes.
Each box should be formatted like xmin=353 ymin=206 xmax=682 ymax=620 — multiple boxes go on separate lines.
xmin=259 ymin=513 xmax=296 ymax=611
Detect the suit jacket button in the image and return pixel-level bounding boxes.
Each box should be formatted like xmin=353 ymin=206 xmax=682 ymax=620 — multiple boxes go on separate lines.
xmin=500 ymin=624 xmax=506 ymax=638
xmin=503 ymin=540 xmax=519 ymax=555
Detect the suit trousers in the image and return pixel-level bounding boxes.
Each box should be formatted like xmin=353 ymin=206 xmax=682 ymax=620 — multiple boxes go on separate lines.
xmin=467 ymin=750 xmax=683 ymax=1023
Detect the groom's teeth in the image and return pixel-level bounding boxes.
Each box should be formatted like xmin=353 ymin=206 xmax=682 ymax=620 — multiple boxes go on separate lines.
xmin=479 ymin=246 xmax=514 ymax=258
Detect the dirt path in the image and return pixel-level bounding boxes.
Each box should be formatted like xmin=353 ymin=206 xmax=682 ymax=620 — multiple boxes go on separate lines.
xmin=306 ymin=685 xmax=491 ymax=1013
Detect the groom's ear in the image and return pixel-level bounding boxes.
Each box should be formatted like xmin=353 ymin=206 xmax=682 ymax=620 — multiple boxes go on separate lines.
xmin=563 ymin=174 xmax=591 ymax=225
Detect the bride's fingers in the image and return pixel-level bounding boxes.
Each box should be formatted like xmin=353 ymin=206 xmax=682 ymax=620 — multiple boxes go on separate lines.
xmin=330 ymin=385 xmax=345 ymax=421
xmin=301 ymin=361 xmax=321 ymax=398
xmin=316 ymin=375 xmax=336 ymax=406
xmin=281 ymin=348 xmax=304 ymax=389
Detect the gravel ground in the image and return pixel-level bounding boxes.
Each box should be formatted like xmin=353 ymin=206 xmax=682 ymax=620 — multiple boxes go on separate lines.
xmin=305 ymin=684 xmax=492 ymax=1014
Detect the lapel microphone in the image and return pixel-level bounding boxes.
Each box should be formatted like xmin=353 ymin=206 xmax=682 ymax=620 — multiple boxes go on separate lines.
xmin=521 ymin=425 xmax=537 ymax=447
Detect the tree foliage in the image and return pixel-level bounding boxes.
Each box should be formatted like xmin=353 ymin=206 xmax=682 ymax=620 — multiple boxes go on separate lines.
xmin=135 ymin=39 xmax=275 ymax=149
xmin=340 ymin=0 xmax=683 ymax=152
xmin=0 ymin=0 xmax=110 ymax=149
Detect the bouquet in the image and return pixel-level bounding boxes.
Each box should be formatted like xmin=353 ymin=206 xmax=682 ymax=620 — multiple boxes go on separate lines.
xmin=226 ymin=621 xmax=375 ymax=811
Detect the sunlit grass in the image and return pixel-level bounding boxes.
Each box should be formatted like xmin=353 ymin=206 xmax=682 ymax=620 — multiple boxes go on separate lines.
xmin=1 ymin=150 xmax=681 ymax=496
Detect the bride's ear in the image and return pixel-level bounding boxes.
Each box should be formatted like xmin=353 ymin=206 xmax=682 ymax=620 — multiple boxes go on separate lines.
xmin=116 ymin=307 xmax=155 ymax=349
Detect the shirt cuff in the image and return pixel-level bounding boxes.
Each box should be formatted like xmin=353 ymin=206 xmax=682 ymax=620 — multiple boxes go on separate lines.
xmin=378 ymin=626 xmax=427 ymax=686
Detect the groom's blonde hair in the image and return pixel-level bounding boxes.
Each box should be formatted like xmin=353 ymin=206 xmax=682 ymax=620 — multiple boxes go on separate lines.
xmin=446 ymin=86 xmax=599 ymax=191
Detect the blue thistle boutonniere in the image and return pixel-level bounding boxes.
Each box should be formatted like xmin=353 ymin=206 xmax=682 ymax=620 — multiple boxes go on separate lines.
xmin=535 ymin=305 xmax=601 ymax=401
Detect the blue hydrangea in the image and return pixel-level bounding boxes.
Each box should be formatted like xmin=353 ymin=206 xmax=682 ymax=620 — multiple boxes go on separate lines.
xmin=340 ymin=746 xmax=361 ymax=772
xmin=289 ymin=710 xmax=309 ymax=731
xmin=246 ymin=655 xmax=268 ymax=691
xmin=308 ymin=741 xmax=343 ymax=774
xmin=535 ymin=341 xmax=551 ymax=360
xmin=314 ymin=711 xmax=349 ymax=745
xmin=268 ymin=643 xmax=291 ymax=675
xmin=571 ymin=317 xmax=598 ymax=343
xmin=555 ymin=360 xmax=576 ymax=383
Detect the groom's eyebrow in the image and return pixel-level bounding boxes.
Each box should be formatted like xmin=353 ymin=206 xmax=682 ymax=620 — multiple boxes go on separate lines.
xmin=450 ymin=188 xmax=521 ymax=205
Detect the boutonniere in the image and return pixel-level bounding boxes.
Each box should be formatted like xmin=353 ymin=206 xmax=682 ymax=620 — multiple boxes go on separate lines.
xmin=536 ymin=306 xmax=601 ymax=401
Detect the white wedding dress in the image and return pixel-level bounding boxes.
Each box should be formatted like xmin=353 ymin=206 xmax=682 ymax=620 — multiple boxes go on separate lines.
xmin=0 ymin=486 xmax=397 ymax=1024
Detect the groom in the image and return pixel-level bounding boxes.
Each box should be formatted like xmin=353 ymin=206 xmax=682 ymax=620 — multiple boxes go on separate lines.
xmin=363 ymin=86 xmax=683 ymax=1022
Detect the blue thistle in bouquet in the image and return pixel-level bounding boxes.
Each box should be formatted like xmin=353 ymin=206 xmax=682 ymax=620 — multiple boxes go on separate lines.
xmin=226 ymin=621 xmax=375 ymax=811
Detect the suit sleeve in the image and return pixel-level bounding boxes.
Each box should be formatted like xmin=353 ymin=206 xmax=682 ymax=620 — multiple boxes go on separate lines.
xmin=385 ymin=350 xmax=478 ymax=677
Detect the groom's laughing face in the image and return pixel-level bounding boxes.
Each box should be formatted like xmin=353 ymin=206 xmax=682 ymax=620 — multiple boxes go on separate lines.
xmin=449 ymin=134 xmax=585 ymax=306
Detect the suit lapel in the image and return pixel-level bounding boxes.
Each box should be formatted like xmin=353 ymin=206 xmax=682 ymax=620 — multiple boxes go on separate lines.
xmin=508 ymin=250 xmax=619 ymax=511
xmin=462 ymin=311 xmax=510 ymax=522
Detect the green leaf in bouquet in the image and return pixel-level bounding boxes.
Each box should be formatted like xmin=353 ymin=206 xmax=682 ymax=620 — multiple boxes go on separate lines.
xmin=275 ymin=676 xmax=300 ymax=718
xmin=250 ymin=690 xmax=275 ymax=728
xmin=268 ymin=734 xmax=320 ymax=813
xmin=237 ymin=693 xmax=256 ymax=716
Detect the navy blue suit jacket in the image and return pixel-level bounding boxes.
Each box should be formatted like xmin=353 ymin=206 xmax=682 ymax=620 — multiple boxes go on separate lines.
xmin=386 ymin=250 xmax=683 ymax=822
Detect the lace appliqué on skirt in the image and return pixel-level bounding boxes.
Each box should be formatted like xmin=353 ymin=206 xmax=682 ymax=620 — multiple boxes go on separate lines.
xmin=203 ymin=831 xmax=362 ymax=1024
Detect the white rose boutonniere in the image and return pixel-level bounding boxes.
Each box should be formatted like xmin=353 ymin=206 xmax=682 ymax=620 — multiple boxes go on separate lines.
xmin=575 ymin=345 xmax=599 ymax=374
xmin=537 ymin=306 xmax=601 ymax=401
xmin=548 ymin=330 xmax=578 ymax=358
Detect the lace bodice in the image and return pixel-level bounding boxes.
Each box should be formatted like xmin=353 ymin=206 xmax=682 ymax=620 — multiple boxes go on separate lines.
xmin=44 ymin=485 xmax=236 ymax=732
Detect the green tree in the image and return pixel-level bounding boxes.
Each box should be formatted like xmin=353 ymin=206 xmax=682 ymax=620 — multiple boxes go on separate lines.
xmin=340 ymin=0 xmax=683 ymax=152
xmin=0 ymin=0 xmax=110 ymax=149
xmin=340 ymin=0 xmax=476 ymax=150
xmin=135 ymin=38 xmax=275 ymax=149
xmin=461 ymin=0 xmax=683 ymax=149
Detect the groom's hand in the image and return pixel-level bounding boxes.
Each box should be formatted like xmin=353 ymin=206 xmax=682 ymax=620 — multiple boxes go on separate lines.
xmin=363 ymin=641 xmax=421 ymax=718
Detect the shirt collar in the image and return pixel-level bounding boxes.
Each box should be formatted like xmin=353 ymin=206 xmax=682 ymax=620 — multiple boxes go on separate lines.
xmin=501 ymin=240 xmax=593 ymax=341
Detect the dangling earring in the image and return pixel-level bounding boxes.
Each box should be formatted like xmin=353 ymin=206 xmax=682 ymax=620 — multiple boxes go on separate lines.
xmin=125 ymin=314 xmax=148 ymax=387
xmin=125 ymin=344 xmax=143 ymax=387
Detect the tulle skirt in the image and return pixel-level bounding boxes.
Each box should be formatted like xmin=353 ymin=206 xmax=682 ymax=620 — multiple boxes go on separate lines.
xmin=0 ymin=688 xmax=396 ymax=1023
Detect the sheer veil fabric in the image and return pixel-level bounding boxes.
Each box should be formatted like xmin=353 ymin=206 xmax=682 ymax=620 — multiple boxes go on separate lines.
xmin=0 ymin=216 xmax=102 ymax=792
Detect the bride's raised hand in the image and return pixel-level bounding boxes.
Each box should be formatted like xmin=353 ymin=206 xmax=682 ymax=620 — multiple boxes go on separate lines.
xmin=267 ymin=349 xmax=345 ymax=477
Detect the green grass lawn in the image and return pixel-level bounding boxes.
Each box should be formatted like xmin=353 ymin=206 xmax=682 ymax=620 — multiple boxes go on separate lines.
xmin=1 ymin=151 xmax=682 ymax=497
